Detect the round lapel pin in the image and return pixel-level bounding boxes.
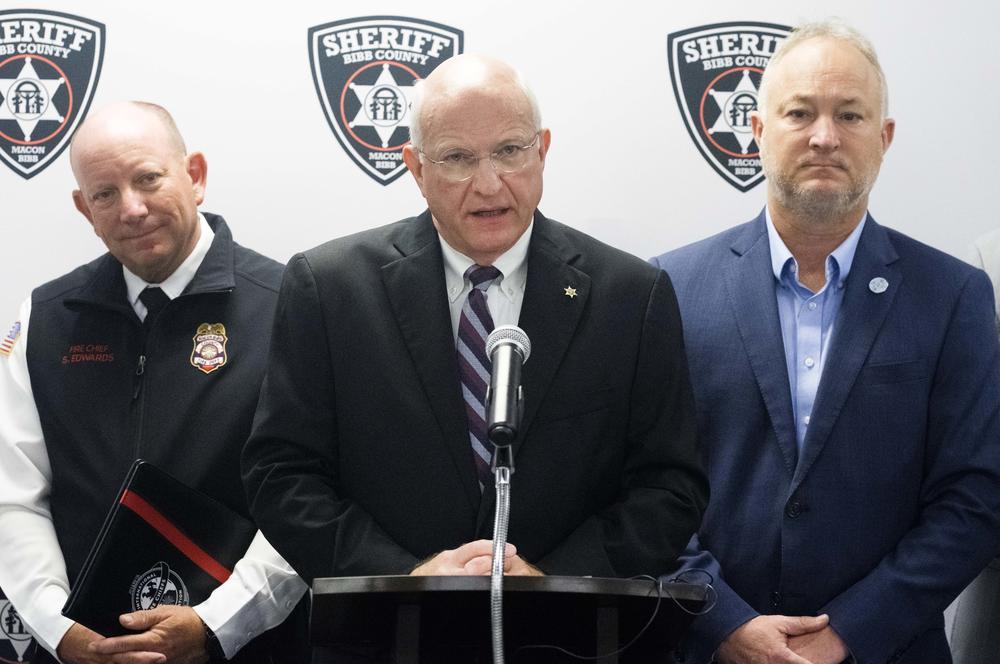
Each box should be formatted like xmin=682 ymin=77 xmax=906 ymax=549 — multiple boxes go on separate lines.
xmin=868 ymin=277 xmax=889 ymax=294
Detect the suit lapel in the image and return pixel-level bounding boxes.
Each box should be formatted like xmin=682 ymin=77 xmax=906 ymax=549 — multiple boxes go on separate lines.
xmin=791 ymin=217 xmax=901 ymax=491
xmin=516 ymin=214 xmax=591 ymax=450
xmin=724 ymin=214 xmax=798 ymax=476
xmin=477 ymin=212 xmax=591 ymax=531
xmin=381 ymin=212 xmax=482 ymax=512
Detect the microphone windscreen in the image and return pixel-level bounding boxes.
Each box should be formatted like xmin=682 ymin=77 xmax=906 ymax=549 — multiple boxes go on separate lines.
xmin=486 ymin=325 xmax=531 ymax=363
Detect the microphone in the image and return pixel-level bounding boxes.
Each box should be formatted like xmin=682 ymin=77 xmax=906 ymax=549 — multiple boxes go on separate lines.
xmin=485 ymin=325 xmax=531 ymax=447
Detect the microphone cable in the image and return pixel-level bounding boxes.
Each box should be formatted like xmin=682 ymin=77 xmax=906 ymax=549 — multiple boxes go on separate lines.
xmin=511 ymin=570 xmax=717 ymax=662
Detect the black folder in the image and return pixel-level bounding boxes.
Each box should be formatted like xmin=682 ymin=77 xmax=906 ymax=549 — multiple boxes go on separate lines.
xmin=62 ymin=459 xmax=256 ymax=636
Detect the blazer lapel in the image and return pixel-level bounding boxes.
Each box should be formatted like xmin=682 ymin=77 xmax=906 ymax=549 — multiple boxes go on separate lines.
xmin=724 ymin=214 xmax=798 ymax=476
xmin=381 ymin=212 xmax=482 ymax=512
xmin=514 ymin=213 xmax=590 ymax=453
xmin=477 ymin=212 xmax=591 ymax=531
xmin=791 ymin=217 xmax=901 ymax=491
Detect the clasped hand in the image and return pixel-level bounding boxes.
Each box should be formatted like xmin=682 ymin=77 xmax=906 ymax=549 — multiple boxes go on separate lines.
xmin=410 ymin=539 xmax=543 ymax=576
xmin=58 ymin=605 xmax=208 ymax=664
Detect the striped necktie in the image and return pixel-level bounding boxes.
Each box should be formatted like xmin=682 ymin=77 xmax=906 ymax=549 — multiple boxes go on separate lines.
xmin=457 ymin=264 xmax=502 ymax=489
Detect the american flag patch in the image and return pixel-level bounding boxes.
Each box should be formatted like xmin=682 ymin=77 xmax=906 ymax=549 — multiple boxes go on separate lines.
xmin=0 ymin=321 xmax=21 ymax=357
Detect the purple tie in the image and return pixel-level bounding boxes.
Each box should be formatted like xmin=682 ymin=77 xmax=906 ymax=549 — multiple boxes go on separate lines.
xmin=457 ymin=265 xmax=502 ymax=489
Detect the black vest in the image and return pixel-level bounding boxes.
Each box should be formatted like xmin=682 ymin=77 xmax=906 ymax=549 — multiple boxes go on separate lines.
xmin=26 ymin=215 xmax=305 ymax=662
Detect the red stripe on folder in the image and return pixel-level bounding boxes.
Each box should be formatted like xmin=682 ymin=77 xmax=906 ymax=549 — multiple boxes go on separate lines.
xmin=120 ymin=489 xmax=233 ymax=584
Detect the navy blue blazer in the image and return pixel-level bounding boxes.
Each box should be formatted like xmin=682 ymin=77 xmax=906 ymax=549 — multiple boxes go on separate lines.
xmin=653 ymin=211 xmax=1000 ymax=663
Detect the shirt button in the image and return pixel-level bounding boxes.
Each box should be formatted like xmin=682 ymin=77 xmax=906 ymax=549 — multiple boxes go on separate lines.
xmin=804 ymin=415 xmax=811 ymax=425
xmin=804 ymin=356 xmax=815 ymax=368
xmin=807 ymin=301 xmax=817 ymax=311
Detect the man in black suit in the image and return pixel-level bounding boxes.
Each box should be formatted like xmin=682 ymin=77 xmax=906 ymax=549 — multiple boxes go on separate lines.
xmin=242 ymin=55 xmax=706 ymax=589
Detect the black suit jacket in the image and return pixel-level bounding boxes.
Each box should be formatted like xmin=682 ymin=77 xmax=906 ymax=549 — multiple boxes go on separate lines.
xmin=242 ymin=211 xmax=707 ymax=583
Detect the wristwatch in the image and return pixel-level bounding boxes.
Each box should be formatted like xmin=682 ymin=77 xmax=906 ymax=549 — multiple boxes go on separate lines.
xmin=202 ymin=621 xmax=226 ymax=661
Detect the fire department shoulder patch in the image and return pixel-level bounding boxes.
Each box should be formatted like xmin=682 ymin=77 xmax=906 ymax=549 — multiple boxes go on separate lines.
xmin=667 ymin=21 xmax=791 ymax=192
xmin=308 ymin=15 xmax=463 ymax=185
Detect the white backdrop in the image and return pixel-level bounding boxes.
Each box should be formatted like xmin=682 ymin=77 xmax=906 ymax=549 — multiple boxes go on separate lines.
xmin=2 ymin=0 xmax=996 ymax=319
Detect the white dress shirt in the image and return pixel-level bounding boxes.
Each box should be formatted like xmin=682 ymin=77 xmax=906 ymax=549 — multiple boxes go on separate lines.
xmin=122 ymin=214 xmax=214 ymax=319
xmin=439 ymin=221 xmax=532 ymax=339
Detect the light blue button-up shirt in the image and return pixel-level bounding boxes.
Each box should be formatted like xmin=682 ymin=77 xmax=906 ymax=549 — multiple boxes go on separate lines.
xmin=766 ymin=209 xmax=867 ymax=455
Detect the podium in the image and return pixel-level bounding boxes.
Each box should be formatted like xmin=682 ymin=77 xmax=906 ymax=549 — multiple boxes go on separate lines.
xmin=311 ymin=575 xmax=708 ymax=663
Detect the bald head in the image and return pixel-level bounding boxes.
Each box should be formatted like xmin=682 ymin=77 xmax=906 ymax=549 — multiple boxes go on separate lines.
xmin=408 ymin=54 xmax=541 ymax=149
xmin=69 ymin=100 xmax=207 ymax=284
xmin=400 ymin=53 xmax=550 ymax=266
xmin=70 ymin=101 xmax=186 ymax=181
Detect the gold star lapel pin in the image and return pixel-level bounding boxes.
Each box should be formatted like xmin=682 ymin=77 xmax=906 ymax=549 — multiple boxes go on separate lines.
xmin=563 ymin=286 xmax=578 ymax=299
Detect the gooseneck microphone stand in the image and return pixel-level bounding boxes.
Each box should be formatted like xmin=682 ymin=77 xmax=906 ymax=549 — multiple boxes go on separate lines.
xmin=490 ymin=445 xmax=514 ymax=664
xmin=484 ymin=324 xmax=530 ymax=664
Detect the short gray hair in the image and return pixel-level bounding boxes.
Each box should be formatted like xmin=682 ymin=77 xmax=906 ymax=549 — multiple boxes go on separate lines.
xmin=407 ymin=67 xmax=543 ymax=150
xmin=758 ymin=19 xmax=889 ymax=119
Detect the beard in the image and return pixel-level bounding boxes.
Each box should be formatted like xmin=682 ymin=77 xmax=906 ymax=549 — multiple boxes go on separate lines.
xmin=762 ymin=152 xmax=879 ymax=224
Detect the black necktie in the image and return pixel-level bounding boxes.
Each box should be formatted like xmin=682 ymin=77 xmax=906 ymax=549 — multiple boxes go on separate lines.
xmin=139 ymin=287 xmax=170 ymax=327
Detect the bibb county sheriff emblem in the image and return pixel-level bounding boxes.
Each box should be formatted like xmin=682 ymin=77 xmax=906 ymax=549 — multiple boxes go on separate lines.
xmin=667 ymin=21 xmax=791 ymax=192
xmin=308 ymin=15 xmax=463 ymax=185
xmin=0 ymin=596 xmax=38 ymax=663
xmin=0 ymin=9 xmax=105 ymax=179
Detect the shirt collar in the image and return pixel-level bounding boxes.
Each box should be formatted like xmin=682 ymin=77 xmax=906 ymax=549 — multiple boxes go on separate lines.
xmin=765 ymin=207 xmax=867 ymax=290
xmin=439 ymin=220 xmax=532 ymax=303
xmin=124 ymin=213 xmax=214 ymax=307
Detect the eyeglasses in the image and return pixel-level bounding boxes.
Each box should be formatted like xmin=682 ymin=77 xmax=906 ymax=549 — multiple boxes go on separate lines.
xmin=419 ymin=132 xmax=541 ymax=182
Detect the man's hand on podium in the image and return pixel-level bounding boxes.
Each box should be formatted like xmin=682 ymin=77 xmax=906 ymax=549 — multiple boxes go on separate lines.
xmin=505 ymin=556 xmax=544 ymax=576
xmin=410 ymin=539 xmax=543 ymax=576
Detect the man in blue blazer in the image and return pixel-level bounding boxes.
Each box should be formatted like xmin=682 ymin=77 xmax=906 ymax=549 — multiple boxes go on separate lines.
xmin=653 ymin=21 xmax=1000 ymax=664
